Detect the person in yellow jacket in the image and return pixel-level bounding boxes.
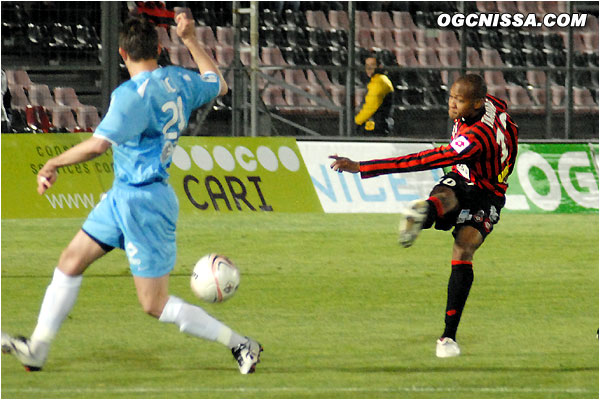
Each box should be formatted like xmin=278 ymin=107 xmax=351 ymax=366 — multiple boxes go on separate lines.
xmin=355 ymin=54 xmax=395 ymax=136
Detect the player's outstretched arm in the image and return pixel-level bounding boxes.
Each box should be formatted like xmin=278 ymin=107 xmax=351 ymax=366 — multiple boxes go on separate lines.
xmin=37 ymin=137 xmax=111 ymax=195
xmin=329 ymin=155 xmax=360 ymax=173
xmin=175 ymin=13 xmax=228 ymax=96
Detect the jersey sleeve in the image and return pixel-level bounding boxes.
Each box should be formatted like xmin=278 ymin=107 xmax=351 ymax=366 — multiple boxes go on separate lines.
xmin=182 ymin=70 xmax=221 ymax=110
xmin=93 ymin=86 xmax=149 ymax=146
xmin=358 ymin=134 xmax=482 ymax=178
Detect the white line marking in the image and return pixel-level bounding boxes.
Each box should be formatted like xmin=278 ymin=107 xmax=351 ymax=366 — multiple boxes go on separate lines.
xmin=1 ymin=386 xmax=595 ymax=395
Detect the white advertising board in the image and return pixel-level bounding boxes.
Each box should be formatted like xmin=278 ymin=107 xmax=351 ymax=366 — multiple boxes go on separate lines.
xmin=297 ymin=141 xmax=445 ymax=213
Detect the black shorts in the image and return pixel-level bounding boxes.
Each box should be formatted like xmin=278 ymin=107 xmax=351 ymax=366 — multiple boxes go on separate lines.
xmin=429 ymin=172 xmax=504 ymax=241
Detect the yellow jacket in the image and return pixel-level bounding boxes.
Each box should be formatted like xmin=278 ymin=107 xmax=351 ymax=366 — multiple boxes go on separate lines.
xmin=355 ymin=73 xmax=394 ymax=126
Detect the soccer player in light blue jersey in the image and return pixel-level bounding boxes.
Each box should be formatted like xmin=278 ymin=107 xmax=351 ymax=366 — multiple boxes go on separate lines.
xmin=2 ymin=13 xmax=262 ymax=374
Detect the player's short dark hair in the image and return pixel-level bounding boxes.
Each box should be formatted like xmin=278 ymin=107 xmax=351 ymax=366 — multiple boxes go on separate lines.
xmin=455 ymin=74 xmax=487 ymax=100
xmin=119 ymin=16 xmax=159 ymax=61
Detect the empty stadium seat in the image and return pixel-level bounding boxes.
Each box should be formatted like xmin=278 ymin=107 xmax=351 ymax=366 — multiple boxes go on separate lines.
xmin=195 ymin=26 xmax=217 ymax=49
xmin=215 ymin=44 xmax=233 ymax=66
xmin=371 ymin=11 xmax=396 ymax=30
xmin=261 ymin=86 xmax=287 ymax=107
xmin=157 ymin=26 xmax=175 ymax=48
xmin=328 ymin=10 xmax=349 ymax=30
xmin=167 ymin=46 xmax=197 ymax=69
xmin=7 ymin=70 xmax=33 ymax=88
xmin=355 ymin=29 xmax=375 ymax=50
xmin=393 ymin=29 xmax=418 ymax=48
xmin=8 ymin=84 xmax=30 ymax=111
xmin=414 ymin=28 xmax=438 ymax=49
xmin=28 ymin=84 xmax=59 ymax=110
xmin=487 ymin=85 xmax=509 ymax=102
xmin=437 ymin=30 xmax=460 ymax=49
xmin=392 ymin=11 xmax=418 ymax=31
xmin=355 ymin=11 xmax=373 ymax=30
xmin=216 ymin=26 xmax=233 ymax=47
xmin=496 ymin=1 xmax=519 ymax=13
xmin=372 ymin=29 xmax=396 ymax=51
xmin=306 ymin=70 xmax=337 ymax=91
xmin=573 ymin=87 xmax=597 ymax=113
xmin=526 ymin=70 xmax=547 ymax=88
xmin=75 ymin=106 xmax=101 ymax=132
xmin=25 ymin=105 xmax=52 ymax=133
xmin=51 ymin=106 xmax=80 ymax=133
xmin=306 ymin=10 xmax=331 ymax=30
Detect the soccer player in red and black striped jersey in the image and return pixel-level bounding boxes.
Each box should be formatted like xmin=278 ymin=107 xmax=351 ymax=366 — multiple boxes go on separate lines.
xmin=330 ymin=74 xmax=518 ymax=358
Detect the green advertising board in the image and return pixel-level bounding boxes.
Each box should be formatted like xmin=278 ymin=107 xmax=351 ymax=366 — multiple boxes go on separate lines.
xmin=169 ymin=137 xmax=322 ymax=213
xmin=2 ymin=133 xmax=114 ymax=219
xmin=1 ymin=134 xmax=322 ymax=219
xmin=504 ymin=143 xmax=598 ymax=213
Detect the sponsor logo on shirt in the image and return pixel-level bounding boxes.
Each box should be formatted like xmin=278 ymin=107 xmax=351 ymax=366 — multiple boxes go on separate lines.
xmin=450 ymin=136 xmax=471 ymax=153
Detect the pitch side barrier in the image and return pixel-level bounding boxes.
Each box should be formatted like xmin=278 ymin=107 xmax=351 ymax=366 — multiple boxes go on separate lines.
xmin=297 ymin=139 xmax=599 ymax=214
xmin=1 ymin=134 xmax=322 ymax=219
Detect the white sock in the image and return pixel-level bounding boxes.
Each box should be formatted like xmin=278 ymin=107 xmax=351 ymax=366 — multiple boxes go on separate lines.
xmin=159 ymin=296 xmax=245 ymax=348
xmin=31 ymin=268 xmax=83 ymax=347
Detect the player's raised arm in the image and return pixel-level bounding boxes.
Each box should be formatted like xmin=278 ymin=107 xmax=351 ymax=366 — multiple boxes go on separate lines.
xmin=329 ymin=155 xmax=360 ymax=173
xmin=175 ymin=12 xmax=228 ymax=96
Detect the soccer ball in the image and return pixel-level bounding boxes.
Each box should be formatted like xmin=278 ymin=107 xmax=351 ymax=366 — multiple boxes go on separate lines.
xmin=190 ymin=254 xmax=240 ymax=303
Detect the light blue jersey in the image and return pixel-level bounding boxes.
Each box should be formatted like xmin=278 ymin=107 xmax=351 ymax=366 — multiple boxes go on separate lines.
xmin=94 ymin=66 xmax=220 ymax=185
xmin=83 ymin=66 xmax=220 ymax=277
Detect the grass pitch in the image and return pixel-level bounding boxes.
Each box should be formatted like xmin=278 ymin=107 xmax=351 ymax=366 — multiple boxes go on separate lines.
xmin=1 ymin=213 xmax=598 ymax=399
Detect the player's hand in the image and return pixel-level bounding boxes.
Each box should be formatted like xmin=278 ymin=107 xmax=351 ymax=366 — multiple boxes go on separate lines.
xmin=175 ymin=12 xmax=195 ymax=42
xmin=37 ymin=163 xmax=58 ymax=195
xmin=329 ymin=155 xmax=360 ymax=173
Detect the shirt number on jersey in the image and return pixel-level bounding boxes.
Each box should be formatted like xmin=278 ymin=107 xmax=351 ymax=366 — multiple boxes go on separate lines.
xmin=161 ymin=96 xmax=185 ymax=139
xmin=495 ymin=112 xmax=510 ymax=183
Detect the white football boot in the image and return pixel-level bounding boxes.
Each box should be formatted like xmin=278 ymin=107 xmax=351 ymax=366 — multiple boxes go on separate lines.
xmin=398 ymin=199 xmax=429 ymax=247
xmin=231 ymin=337 xmax=263 ymax=374
xmin=1 ymin=332 xmax=48 ymax=371
xmin=436 ymin=337 xmax=461 ymax=358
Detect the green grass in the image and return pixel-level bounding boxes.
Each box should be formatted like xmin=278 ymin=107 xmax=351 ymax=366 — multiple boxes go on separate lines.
xmin=1 ymin=213 xmax=598 ymax=399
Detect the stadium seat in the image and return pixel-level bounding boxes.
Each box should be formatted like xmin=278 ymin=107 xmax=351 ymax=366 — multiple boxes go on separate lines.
xmin=28 ymin=84 xmax=59 ymax=111
xmin=437 ymin=48 xmax=461 ymax=85
xmin=195 ymin=26 xmax=217 ymax=49
xmin=75 ymin=106 xmax=101 ymax=132
xmin=284 ymin=89 xmax=311 ymax=111
xmin=169 ymin=25 xmax=184 ymax=46
xmin=437 ymin=30 xmax=460 ymax=49
xmin=261 ymin=86 xmax=287 ymax=107
xmin=356 ymin=29 xmax=375 ymax=50
xmin=526 ymin=70 xmax=547 ymax=88
xmin=371 ymin=11 xmax=396 ymax=30
xmin=416 ymin=48 xmax=441 ymax=67
xmin=156 ymin=26 xmax=175 ymax=48
xmin=215 ymin=44 xmax=233 ymax=67
xmin=306 ymin=10 xmax=331 ymax=30
xmin=476 ymin=1 xmax=498 ymax=12
xmin=537 ymin=1 xmax=562 ymax=14
xmin=284 ymin=69 xmax=310 ymax=91
xmin=484 ymin=71 xmax=509 ymax=87
xmin=414 ymin=28 xmax=439 ymax=49
xmin=529 ymin=88 xmax=547 ymax=107
xmin=25 ymin=105 xmax=52 ymax=133
xmin=551 ymin=85 xmax=566 ymax=108
xmin=516 ymin=1 xmax=539 ymax=14
xmin=216 ymin=26 xmax=233 ymax=47
xmin=487 ymin=85 xmax=509 ymax=102
xmin=372 ymin=29 xmax=396 ymax=51
xmin=328 ymin=10 xmax=349 ymax=30
xmin=393 ymin=29 xmax=418 ymax=48
xmin=394 ymin=47 xmax=419 ymax=67
xmin=53 ymin=87 xmax=88 ymax=110
xmin=9 ymin=70 xmax=33 ymax=88
xmin=392 ymin=11 xmax=418 ymax=31
xmin=467 ymin=47 xmax=483 ymax=71
xmin=507 ymin=84 xmax=543 ymax=113
xmin=167 ymin=46 xmax=197 ymax=69
xmin=481 ymin=48 xmax=504 ymax=66
xmin=51 ymin=106 xmax=80 ymax=133
xmin=355 ymin=11 xmax=373 ymax=30
xmin=581 ymin=32 xmax=599 ymax=53
xmin=329 ymin=85 xmax=346 ymax=107
xmin=355 ymin=87 xmax=367 ymax=108
xmin=496 ymin=1 xmax=519 ymax=13
xmin=261 ymin=46 xmax=288 ymax=66
xmin=306 ymin=46 xmax=331 ymax=66
xmin=306 ymin=69 xmax=337 ymax=91
xmin=8 ymin=84 xmax=30 ymax=111
xmin=573 ymin=87 xmax=597 ymax=113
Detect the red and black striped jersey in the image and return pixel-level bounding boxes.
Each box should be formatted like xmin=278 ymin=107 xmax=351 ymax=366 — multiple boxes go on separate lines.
xmin=359 ymin=94 xmax=519 ymax=200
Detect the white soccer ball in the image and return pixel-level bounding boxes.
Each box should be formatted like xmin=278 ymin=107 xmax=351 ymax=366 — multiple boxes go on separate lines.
xmin=190 ymin=254 xmax=240 ymax=303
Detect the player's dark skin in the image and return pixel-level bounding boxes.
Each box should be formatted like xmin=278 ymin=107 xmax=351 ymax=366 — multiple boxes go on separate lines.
xmin=329 ymin=80 xmax=485 ymax=262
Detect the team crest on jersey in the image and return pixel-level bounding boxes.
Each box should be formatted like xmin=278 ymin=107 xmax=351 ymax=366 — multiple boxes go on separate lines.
xmin=450 ymin=136 xmax=471 ymax=153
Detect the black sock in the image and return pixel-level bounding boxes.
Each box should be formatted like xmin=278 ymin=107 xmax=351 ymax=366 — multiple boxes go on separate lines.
xmin=442 ymin=261 xmax=474 ymax=340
